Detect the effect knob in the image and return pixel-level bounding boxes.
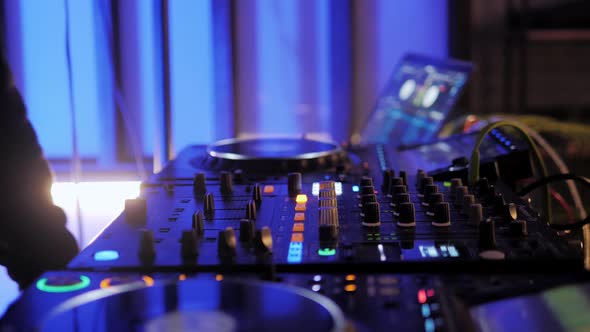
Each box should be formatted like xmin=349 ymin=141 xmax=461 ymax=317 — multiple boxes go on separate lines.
xmin=219 ymin=171 xmax=233 ymax=195
xmin=422 ymin=184 xmax=438 ymax=201
xmin=432 ymin=202 xmax=451 ymax=227
xmin=254 ymin=226 xmax=273 ymax=255
xmin=382 ymin=169 xmax=395 ymax=193
xmin=245 ymin=200 xmax=257 ymax=220
xmin=252 ymin=183 xmax=262 ymax=207
xmin=239 ymin=219 xmax=255 ymax=242
xmin=392 ymin=193 xmax=410 ymax=211
xmin=180 ymin=230 xmax=198 ymax=259
xmin=193 ymin=172 xmax=207 ymax=196
xmin=449 ymin=178 xmax=463 ymax=198
xmin=218 ymin=227 xmax=237 ymax=257
xmin=454 ymin=186 xmax=468 ymax=207
xmin=461 ymin=195 xmax=475 ymax=215
xmin=391 ymin=185 xmax=407 ymax=196
xmin=192 ymin=210 xmax=204 ymax=236
xmin=509 ymin=219 xmax=528 ymax=237
xmin=425 ymin=193 xmax=444 ymax=216
xmin=396 ymin=202 xmax=416 ymax=227
xmin=416 ymin=170 xmax=427 ymax=190
xmin=399 ymin=170 xmax=408 ymax=186
xmin=125 ymin=198 xmax=147 ymax=227
xmin=360 ymin=176 xmax=374 ymax=187
xmin=468 ymin=204 xmax=484 ymax=225
xmin=478 ymin=218 xmax=506 ymax=260
xmin=361 ymin=202 xmax=381 ymax=227
xmin=288 ymin=172 xmax=302 ymax=197
xmin=359 ymin=194 xmax=377 ymax=207
xmin=203 ymin=192 xmax=215 ymax=219
xmin=138 ymin=230 xmax=156 ymax=263
xmin=360 ymin=186 xmax=375 ymax=196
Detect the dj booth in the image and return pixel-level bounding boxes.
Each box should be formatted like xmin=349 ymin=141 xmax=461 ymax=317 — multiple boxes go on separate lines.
xmin=2 ymin=55 xmax=588 ymax=331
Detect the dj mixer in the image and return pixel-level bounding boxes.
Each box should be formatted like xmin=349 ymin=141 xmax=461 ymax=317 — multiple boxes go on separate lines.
xmin=2 ymin=136 xmax=588 ymax=332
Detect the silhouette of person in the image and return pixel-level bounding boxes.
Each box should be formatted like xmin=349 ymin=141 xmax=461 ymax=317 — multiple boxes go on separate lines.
xmin=0 ymin=53 xmax=78 ymax=289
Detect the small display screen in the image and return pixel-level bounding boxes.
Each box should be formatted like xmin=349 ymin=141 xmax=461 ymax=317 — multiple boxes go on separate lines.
xmin=361 ymin=54 xmax=472 ymax=146
xmin=470 ymin=283 xmax=590 ymax=332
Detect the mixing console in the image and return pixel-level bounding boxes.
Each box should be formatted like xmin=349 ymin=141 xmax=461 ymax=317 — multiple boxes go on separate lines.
xmin=2 ymin=136 xmax=588 ymax=331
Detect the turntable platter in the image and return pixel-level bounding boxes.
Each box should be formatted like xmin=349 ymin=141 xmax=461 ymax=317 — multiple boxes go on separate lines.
xmin=41 ymin=277 xmax=346 ymax=332
xmin=197 ymin=137 xmax=348 ymax=173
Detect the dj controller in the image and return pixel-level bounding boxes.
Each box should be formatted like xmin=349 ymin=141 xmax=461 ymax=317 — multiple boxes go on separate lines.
xmin=2 ymin=135 xmax=588 ymax=331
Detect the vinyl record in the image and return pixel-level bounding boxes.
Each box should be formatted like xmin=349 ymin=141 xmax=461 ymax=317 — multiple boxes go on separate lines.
xmin=40 ymin=276 xmax=346 ymax=332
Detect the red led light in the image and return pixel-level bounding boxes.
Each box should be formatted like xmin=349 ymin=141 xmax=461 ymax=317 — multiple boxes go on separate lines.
xmin=427 ymin=289 xmax=435 ymax=297
xmin=418 ymin=289 xmax=427 ymax=304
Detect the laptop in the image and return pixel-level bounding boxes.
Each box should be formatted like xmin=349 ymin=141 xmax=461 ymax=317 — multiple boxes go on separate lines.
xmin=360 ymin=53 xmax=473 ymax=147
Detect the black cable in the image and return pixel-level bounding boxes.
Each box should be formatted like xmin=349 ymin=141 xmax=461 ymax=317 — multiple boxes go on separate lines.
xmin=518 ymin=173 xmax=590 ymax=231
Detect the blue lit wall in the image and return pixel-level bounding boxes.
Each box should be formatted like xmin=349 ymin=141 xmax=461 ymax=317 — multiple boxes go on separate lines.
xmin=5 ymin=0 xmax=449 ymax=160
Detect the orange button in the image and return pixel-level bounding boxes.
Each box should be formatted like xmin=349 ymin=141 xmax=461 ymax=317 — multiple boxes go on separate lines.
xmin=292 ymin=223 xmax=304 ymax=232
xmin=296 ymin=194 xmax=308 ymax=204
xmin=294 ymin=213 xmax=305 ymax=221
xmin=263 ymin=185 xmax=275 ymax=194
xmin=344 ymin=284 xmax=357 ymax=293
xmin=345 ymin=274 xmax=357 ymax=282
xmin=291 ymin=233 xmax=304 ymax=242
xmin=295 ymin=204 xmax=306 ymax=211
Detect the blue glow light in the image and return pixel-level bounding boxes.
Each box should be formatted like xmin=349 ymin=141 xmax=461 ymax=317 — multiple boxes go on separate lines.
xmin=93 ymin=250 xmax=120 ymax=261
xmin=352 ymin=185 xmax=360 ymax=193
xmin=421 ymin=304 xmax=431 ymax=318
xmin=425 ymin=318 xmax=435 ymax=332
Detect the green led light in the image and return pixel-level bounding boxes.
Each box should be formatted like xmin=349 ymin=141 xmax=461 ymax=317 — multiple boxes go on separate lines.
xmin=318 ymin=248 xmax=336 ymax=256
xmin=37 ymin=275 xmax=91 ymax=293
xmin=443 ymin=181 xmax=451 ymax=187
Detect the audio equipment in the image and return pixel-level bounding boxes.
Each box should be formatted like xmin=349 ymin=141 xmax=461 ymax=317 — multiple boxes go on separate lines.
xmin=2 ymin=136 xmax=588 ymax=332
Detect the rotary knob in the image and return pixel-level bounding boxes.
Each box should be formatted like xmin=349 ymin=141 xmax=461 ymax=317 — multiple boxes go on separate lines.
xmin=219 ymin=171 xmax=233 ymax=195
xmin=239 ymin=219 xmax=255 ymax=242
xmin=454 ymin=186 xmax=468 ymax=207
xmin=469 ymin=204 xmax=484 ymax=225
xmin=138 ymin=230 xmax=156 ymax=264
xmin=360 ymin=176 xmax=374 ymax=187
xmin=416 ymin=170 xmax=427 ymax=190
xmin=392 ymin=193 xmax=411 ymax=211
xmin=245 ymin=200 xmax=257 ymax=220
xmin=193 ymin=172 xmax=207 ymax=196
xmin=382 ymin=169 xmax=395 ymax=193
xmin=432 ymin=202 xmax=451 ymax=227
xmin=399 ymin=170 xmax=408 ymax=186
xmin=449 ymin=178 xmax=463 ymax=198
xmin=461 ymin=195 xmax=475 ymax=215
xmin=252 ymin=183 xmax=262 ymax=207
xmin=254 ymin=227 xmax=273 ymax=255
xmin=203 ymin=192 xmax=215 ymax=219
xmin=192 ymin=210 xmax=204 ymax=236
xmin=361 ymin=202 xmax=381 ymax=227
xmin=218 ymin=227 xmax=237 ymax=257
xmin=359 ymin=194 xmax=377 ymax=207
xmin=180 ymin=230 xmax=198 ymax=259
xmin=396 ymin=202 xmax=416 ymax=227
xmin=425 ymin=193 xmax=444 ymax=216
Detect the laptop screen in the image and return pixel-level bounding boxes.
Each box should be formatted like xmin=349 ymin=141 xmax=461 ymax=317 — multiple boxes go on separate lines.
xmin=360 ymin=54 xmax=472 ymax=146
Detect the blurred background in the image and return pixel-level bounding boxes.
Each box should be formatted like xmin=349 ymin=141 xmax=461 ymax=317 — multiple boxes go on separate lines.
xmin=1 ymin=0 xmax=589 ymax=313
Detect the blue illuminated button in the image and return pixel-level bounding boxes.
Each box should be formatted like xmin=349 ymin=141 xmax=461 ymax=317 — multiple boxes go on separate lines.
xmin=352 ymin=185 xmax=360 ymax=193
xmin=37 ymin=275 xmax=91 ymax=293
xmin=93 ymin=250 xmax=120 ymax=261
xmin=424 ymin=318 xmax=435 ymax=332
xmin=318 ymin=248 xmax=336 ymax=256
xmin=421 ymin=304 xmax=431 ymax=318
